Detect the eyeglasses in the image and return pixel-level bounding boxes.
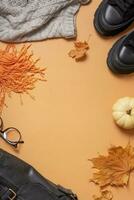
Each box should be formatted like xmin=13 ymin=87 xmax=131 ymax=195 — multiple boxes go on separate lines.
xmin=0 ymin=117 xmax=24 ymax=148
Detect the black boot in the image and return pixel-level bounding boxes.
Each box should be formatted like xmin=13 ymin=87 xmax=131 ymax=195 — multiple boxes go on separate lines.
xmin=107 ymin=31 xmax=134 ymax=73
xmin=94 ymin=0 xmax=134 ymax=36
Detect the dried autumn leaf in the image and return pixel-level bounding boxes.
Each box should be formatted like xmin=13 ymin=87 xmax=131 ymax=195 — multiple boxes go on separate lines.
xmin=68 ymin=50 xmax=76 ymax=58
xmin=90 ymin=144 xmax=134 ymax=187
xmin=68 ymin=41 xmax=89 ymax=61
xmin=74 ymin=41 xmax=89 ymax=49
xmin=93 ymin=190 xmax=113 ymax=200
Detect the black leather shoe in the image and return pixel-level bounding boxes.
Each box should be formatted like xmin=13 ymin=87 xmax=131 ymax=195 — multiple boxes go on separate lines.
xmin=107 ymin=31 xmax=134 ymax=73
xmin=94 ymin=0 xmax=134 ymax=36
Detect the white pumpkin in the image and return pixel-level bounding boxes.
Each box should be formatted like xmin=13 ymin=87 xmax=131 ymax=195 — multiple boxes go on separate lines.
xmin=112 ymin=97 xmax=134 ymax=129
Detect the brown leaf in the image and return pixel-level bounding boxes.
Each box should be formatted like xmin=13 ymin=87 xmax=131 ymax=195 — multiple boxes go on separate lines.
xmin=68 ymin=41 xmax=89 ymax=61
xmin=74 ymin=41 xmax=89 ymax=49
xmin=90 ymin=144 xmax=134 ymax=187
xmin=93 ymin=190 xmax=113 ymax=200
xmin=68 ymin=50 xmax=76 ymax=58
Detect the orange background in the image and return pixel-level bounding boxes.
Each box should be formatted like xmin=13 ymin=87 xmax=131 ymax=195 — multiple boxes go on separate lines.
xmin=1 ymin=0 xmax=134 ymax=199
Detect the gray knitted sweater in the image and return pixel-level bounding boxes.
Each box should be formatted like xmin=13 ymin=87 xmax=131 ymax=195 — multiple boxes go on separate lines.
xmin=0 ymin=0 xmax=90 ymax=42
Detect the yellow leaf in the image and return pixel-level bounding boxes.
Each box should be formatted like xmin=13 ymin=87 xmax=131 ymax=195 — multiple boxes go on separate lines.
xmin=90 ymin=144 xmax=134 ymax=187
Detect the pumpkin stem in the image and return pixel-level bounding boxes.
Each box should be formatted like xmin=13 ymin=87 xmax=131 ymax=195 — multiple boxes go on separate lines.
xmin=127 ymin=109 xmax=132 ymax=115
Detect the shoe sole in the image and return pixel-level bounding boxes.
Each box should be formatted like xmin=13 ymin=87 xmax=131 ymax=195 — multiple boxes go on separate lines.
xmin=107 ymin=36 xmax=134 ymax=74
xmin=94 ymin=1 xmax=134 ymax=36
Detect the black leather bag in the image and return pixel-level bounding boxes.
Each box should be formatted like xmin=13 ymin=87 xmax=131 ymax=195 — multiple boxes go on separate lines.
xmin=0 ymin=149 xmax=78 ymax=200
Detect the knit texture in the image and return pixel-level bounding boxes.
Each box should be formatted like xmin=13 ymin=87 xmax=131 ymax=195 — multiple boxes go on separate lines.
xmin=0 ymin=0 xmax=90 ymax=42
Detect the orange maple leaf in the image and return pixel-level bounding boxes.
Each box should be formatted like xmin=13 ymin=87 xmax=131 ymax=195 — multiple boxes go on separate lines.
xmin=68 ymin=41 xmax=89 ymax=61
xmin=90 ymin=144 xmax=134 ymax=187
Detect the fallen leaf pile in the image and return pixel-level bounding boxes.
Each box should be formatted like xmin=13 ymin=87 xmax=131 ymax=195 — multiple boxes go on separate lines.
xmin=93 ymin=190 xmax=113 ymax=200
xmin=0 ymin=44 xmax=46 ymax=113
xmin=68 ymin=41 xmax=89 ymax=61
xmin=90 ymin=144 xmax=134 ymax=187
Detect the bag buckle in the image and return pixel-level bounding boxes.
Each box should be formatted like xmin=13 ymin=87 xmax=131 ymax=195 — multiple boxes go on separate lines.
xmin=8 ymin=188 xmax=16 ymax=200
